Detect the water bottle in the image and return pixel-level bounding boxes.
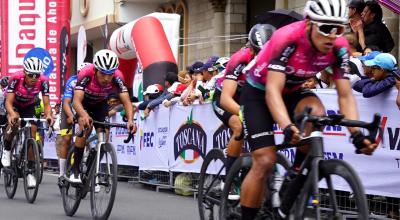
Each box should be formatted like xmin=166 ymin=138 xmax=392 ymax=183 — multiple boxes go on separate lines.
xmin=81 ymin=148 xmax=89 ymax=173
xmin=271 ymin=172 xmax=284 ymax=208
xmin=16 ymin=134 xmax=23 ymax=155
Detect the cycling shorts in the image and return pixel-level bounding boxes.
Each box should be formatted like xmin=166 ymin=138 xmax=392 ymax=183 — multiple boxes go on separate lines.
xmin=80 ymin=101 xmax=109 ymax=129
xmin=240 ymin=83 xmax=317 ymax=151
xmin=13 ymin=104 xmax=36 ymax=127
xmin=60 ymin=106 xmax=74 ymax=136
xmin=212 ymin=90 xmax=233 ymax=127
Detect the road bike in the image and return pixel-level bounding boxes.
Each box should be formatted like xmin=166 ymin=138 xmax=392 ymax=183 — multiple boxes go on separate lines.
xmin=3 ymin=118 xmax=51 ymax=203
xmin=61 ymin=120 xmax=133 ymax=220
xmin=220 ymin=107 xmax=381 ymax=219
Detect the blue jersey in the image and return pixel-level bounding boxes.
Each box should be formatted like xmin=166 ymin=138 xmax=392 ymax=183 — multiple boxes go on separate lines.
xmin=62 ymin=75 xmax=78 ymax=101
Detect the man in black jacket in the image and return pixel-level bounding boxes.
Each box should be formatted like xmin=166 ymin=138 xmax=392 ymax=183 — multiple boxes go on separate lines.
xmin=359 ymin=0 xmax=394 ymax=53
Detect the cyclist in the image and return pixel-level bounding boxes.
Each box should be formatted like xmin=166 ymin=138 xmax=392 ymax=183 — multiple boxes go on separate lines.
xmin=239 ymin=1 xmax=378 ymax=219
xmin=0 ymin=76 xmax=8 ymax=125
xmin=212 ymin=24 xmax=275 ymax=198
xmin=70 ymin=49 xmax=135 ymax=183
xmin=57 ymin=62 xmax=90 ymax=186
xmin=2 ymin=57 xmax=54 ymax=188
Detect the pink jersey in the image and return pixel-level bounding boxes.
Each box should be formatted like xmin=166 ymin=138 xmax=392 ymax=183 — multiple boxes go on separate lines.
xmin=216 ymin=47 xmax=254 ymax=91
xmin=75 ymin=64 xmax=128 ymax=104
xmin=7 ymin=71 xmax=49 ymax=107
xmin=247 ymin=20 xmax=350 ymax=93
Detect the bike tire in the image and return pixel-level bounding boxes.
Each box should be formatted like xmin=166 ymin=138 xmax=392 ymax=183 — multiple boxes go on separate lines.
xmin=90 ymin=143 xmax=118 ymax=220
xmin=36 ymin=140 xmax=44 ymax=184
xmin=4 ymin=137 xmax=19 ymax=199
xmin=23 ymin=138 xmax=40 ymax=203
xmin=198 ymin=148 xmax=226 ymax=220
xmin=294 ymin=159 xmax=369 ymax=220
xmin=62 ymin=146 xmax=82 ymax=216
xmin=219 ymin=154 xmax=252 ymax=220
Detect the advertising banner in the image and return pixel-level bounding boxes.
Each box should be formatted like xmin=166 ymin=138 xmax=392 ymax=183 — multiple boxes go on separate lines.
xmin=1 ymin=0 xmax=71 ymax=106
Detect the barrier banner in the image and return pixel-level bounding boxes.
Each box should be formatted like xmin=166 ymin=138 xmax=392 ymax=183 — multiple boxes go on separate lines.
xmin=1 ymin=0 xmax=71 ymax=106
xmin=138 ymin=106 xmax=170 ymax=171
xmin=109 ymin=115 xmax=139 ymax=166
xmin=168 ymin=104 xmax=220 ymax=173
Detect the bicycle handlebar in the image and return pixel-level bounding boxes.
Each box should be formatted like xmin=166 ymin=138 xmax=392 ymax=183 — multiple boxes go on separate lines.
xmin=76 ymin=120 xmax=134 ymax=143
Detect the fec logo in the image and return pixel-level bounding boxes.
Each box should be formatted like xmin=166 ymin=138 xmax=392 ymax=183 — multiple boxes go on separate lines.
xmin=174 ymin=110 xmax=207 ymax=164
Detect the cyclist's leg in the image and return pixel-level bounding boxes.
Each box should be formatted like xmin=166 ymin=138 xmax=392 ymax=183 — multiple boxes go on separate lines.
xmin=59 ymin=108 xmax=73 ymax=177
xmin=240 ymin=84 xmax=277 ymax=220
xmin=2 ymin=110 xmax=20 ymax=167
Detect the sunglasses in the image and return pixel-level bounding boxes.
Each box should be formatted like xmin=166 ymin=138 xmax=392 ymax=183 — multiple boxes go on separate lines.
xmin=312 ymin=21 xmax=346 ymax=37
xmin=26 ymin=73 xmax=40 ymax=79
xmin=371 ymin=65 xmax=383 ymax=70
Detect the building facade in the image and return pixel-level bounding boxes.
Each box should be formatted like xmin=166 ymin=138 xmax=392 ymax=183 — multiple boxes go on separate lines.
xmin=70 ymin=0 xmax=400 ymax=72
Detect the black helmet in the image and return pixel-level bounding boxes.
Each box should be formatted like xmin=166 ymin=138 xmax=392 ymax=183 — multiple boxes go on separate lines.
xmin=248 ymin=24 xmax=276 ymax=53
xmin=0 ymin=76 xmax=9 ymax=87
xmin=348 ymin=0 xmax=366 ymax=13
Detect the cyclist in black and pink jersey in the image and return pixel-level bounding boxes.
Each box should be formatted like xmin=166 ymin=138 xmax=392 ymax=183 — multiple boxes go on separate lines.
xmin=212 ymin=24 xmax=275 ymax=198
xmin=70 ymin=49 xmax=135 ymax=184
xmin=2 ymin=57 xmax=54 ymax=188
xmin=239 ymin=1 xmax=378 ymax=219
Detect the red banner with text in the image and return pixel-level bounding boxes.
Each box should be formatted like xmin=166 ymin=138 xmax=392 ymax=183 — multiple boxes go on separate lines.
xmin=1 ymin=0 xmax=71 ymax=106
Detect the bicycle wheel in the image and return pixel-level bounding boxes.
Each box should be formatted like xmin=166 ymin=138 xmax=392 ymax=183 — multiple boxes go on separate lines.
xmin=198 ymin=148 xmax=226 ymax=220
xmin=23 ymin=138 xmax=40 ymax=203
xmin=62 ymin=146 xmax=82 ymax=216
xmin=90 ymin=143 xmax=118 ymax=220
xmin=36 ymin=140 xmax=44 ymax=184
xmin=3 ymin=147 xmax=18 ymax=199
xmin=294 ymin=159 xmax=369 ymax=220
xmin=220 ymin=154 xmax=252 ymax=220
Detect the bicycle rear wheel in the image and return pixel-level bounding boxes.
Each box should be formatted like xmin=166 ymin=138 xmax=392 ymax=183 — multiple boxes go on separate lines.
xmin=23 ymin=138 xmax=40 ymax=203
xmin=90 ymin=143 xmax=118 ymax=220
xmin=198 ymin=148 xmax=226 ymax=220
xmin=294 ymin=159 xmax=369 ymax=220
xmin=62 ymin=146 xmax=82 ymax=216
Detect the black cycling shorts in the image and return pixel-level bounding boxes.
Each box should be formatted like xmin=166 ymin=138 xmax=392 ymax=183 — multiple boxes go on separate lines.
xmin=240 ymin=83 xmax=318 ymax=151
xmin=212 ymin=90 xmax=233 ymax=127
xmin=60 ymin=103 xmax=74 ymax=136
xmin=13 ymin=104 xmax=36 ymax=127
xmin=82 ymin=101 xmax=109 ymax=129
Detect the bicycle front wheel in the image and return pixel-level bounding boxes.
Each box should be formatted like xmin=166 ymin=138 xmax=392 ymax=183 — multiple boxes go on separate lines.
xmin=198 ymin=148 xmax=226 ymax=220
xmin=294 ymin=159 xmax=369 ymax=220
xmin=62 ymin=146 xmax=82 ymax=216
xmin=23 ymin=138 xmax=40 ymax=203
xmin=90 ymin=143 xmax=118 ymax=220
xmin=36 ymin=140 xmax=44 ymax=184
xmin=3 ymin=147 xmax=18 ymax=199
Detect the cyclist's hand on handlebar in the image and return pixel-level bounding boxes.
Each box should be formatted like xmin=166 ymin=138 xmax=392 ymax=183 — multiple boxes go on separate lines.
xmin=79 ymin=115 xmax=93 ymax=129
xmin=67 ymin=116 xmax=74 ymax=125
xmin=351 ymin=131 xmax=378 ymax=155
xmin=46 ymin=115 xmax=54 ymax=127
xmin=283 ymin=124 xmax=301 ymax=145
xmin=8 ymin=112 xmax=19 ymax=126
xmin=127 ymin=121 xmax=136 ymax=134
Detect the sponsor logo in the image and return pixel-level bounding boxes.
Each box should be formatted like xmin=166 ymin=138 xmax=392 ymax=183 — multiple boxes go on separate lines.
xmin=174 ymin=110 xmax=207 ymax=164
xmin=213 ymin=125 xmax=231 ymax=150
xmin=268 ymin=64 xmax=285 ymax=71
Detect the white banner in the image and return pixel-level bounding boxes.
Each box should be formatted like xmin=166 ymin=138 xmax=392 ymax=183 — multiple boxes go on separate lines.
xmin=77 ymin=25 xmax=87 ymax=68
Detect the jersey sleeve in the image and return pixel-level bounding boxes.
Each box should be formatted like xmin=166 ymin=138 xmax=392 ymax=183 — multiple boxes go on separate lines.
xmin=113 ymin=70 xmax=128 ymax=93
xmin=332 ymin=37 xmax=351 ymax=80
xmin=41 ymin=78 xmax=50 ymax=96
xmin=7 ymin=76 xmax=19 ymax=93
xmin=63 ymin=76 xmax=76 ymax=99
xmin=75 ymin=76 xmax=91 ymax=91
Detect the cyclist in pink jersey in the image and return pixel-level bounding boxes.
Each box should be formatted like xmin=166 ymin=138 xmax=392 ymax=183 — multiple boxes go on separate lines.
xmin=1 ymin=57 xmax=54 ymax=187
xmin=212 ymin=24 xmax=275 ymax=196
xmin=70 ymin=49 xmax=135 ymax=183
xmin=239 ymin=1 xmax=378 ymax=219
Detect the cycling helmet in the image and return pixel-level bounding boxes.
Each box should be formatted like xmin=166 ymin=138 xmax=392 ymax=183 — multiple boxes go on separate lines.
xmin=0 ymin=76 xmax=9 ymax=87
xmin=248 ymin=24 xmax=276 ymax=52
xmin=304 ymin=0 xmax=348 ymax=24
xmin=78 ymin=62 xmax=91 ymax=72
xmin=214 ymin=57 xmax=230 ymax=69
xmin=23 ymin=57 xmax=44 ymax=74
xmin=93 ymin=49 xmax=119 ymax=74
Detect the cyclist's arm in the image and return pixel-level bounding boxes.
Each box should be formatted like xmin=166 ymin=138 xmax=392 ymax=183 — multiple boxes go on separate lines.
xmin=73 ymin=90 xmax=89 ymax=118
xmin=119 ymin=92 xmax=133 ymax=123
xmin=63 ymin=98 xmax=74 ymax=119
xmin=265 ymin=71 xmax=291 ymax=129
xmin=5 ymin=92 xmax=16 ymax=116
xmin=42 ymin=95 xmax=52 ymax=118
xmin=220 ymin=80 xmax=239 ymax=115
xmin=334 ymin=78 xmax=360 ymax=134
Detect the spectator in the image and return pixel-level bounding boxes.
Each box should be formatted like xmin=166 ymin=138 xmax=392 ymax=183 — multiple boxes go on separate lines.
xmin=359 ymin=0 xmax=394 ymax=53
xmin=107 ymin=93 xmax=123 ymax=117
xmin=178 ymin=70 xmax=192 ymax=86
xmin=302 ymin=76 xmax=319 ymax=89
xmin=358 ymin=51 xmax=381 ymax=78
xmin=189 ymin=61 xmax=204 ymax=82
xmin=395 ymin=72 xmax=400 ymax=109
xmin=163 ymin=83 xmax=188 ymax=107
xmin=348 ymin=0 xmax=365 ymax=52
xmin=344 ymin=32 xmax=364 ymax=79
xmin=143 ymin=72 xmax=179 ymax=118
xmin=353 ymin=53 xmax=397 ymax=98
xmin=138 ymin=84 xmax=163 ymax=111
xmin=181 ymin=79 xmax=204 ymax=106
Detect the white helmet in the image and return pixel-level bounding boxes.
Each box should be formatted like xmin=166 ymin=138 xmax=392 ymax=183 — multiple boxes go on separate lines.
xmin=214 ymin=57 xmax=230 ymax=69
xmin=23 ymin=57 xmax=44 ymax=74
xmin=78 ymin=62 xmax=91 ymax=72
xmin=304 ymin=0 xmax=348 ymax=24
xmin=93 ymin=49 xmax=119 ymax=74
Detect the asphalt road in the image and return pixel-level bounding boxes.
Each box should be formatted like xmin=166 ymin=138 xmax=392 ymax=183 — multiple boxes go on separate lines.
xmin=0 ymin=172 xmax=199 ymax=220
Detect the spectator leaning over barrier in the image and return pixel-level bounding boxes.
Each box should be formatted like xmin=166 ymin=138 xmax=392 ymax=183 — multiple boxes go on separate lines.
xmin=359 ymin=0 xmax=394 ymax=54
xmin=178 ymin=70 xmax=192 ymax=86
xmin=353 ymin=53 xmax=397 ymax=98
xmin=143 ymin=72 xmax=179 ymax=118
xmin=138 ymin=84 xmax=164 ymax=111
xmin=107 ymin=93 xmax=123 ymax=117
xmin=358 ymin=51 xmax=381 ymax=78
xmin=163 ymin=83 xmax=188 ymax=107
xmin=343 ymin=33 xmax=364 ymax=78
